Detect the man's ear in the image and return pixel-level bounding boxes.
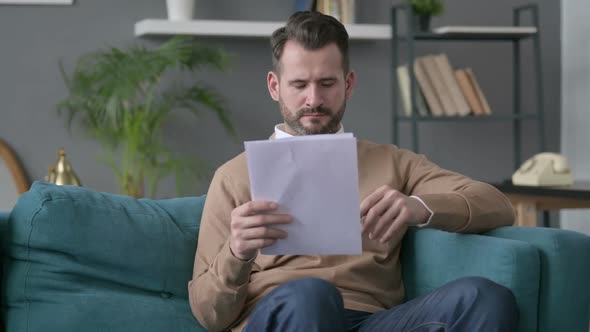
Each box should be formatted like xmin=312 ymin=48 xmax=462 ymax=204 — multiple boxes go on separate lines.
xmin=345 ymin=70 xmax=356 ymax=99
xmin=267 ymin=71 xmax=280 ymax=102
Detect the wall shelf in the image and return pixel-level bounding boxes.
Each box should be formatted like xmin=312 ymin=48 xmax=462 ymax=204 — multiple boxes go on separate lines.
xmin=395 ymin=114 xmax=541 ymax=122
xmin=135 ymin=19 xmax=391 ymax=40
xmin=407 ymin=31 xmax=537 ymax=41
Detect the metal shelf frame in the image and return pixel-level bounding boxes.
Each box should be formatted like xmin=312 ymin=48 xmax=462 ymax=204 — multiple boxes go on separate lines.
xmin=390 ymin=3 xmax=546 ymax=170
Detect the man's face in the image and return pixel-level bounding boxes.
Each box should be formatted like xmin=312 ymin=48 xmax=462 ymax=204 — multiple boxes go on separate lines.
xmin=267 ymin=41 xmax=355 ymax=135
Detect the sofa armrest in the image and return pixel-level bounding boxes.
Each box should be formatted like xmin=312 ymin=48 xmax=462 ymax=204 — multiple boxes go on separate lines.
xmin=486 ymin=226 xmax=590 ymax=332
xmin=401 ymin=227 xmax=540 ymax=332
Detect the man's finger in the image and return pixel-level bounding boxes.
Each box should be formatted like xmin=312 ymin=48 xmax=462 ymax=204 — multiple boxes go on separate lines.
xmin=241 ymin=226 xmax=288 ymax=240
xmin=259 ymin=238 xmax=276 ymax=249
xmin=360 ymin=190 xmax=385 ymax=217
xmin=244 ymin=214 xmax=292 ymax=228
xmin=373 ymin=199 xmax=404 ymax=237
xmin=362 ymin=197 xmax=393 ymax=235
xmin=234 ymin=201 xmax=278 ymax=217
xmin=370 ymin=205 xmax=401 ymax=240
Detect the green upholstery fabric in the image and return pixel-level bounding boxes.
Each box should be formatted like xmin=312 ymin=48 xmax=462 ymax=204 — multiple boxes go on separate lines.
xmin=401 ymin=228 xmax=541 ymax=332
xmin=3 ymin=182 xmax=206 ymax=332
xmin=488 ymin=227 xmax=590 ymax=332
xmin=2 ymin=182 xmax=589 ymax=332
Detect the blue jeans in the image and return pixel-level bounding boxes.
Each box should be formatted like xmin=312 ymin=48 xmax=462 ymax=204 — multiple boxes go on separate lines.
xmin=244 ymin=276 xmax=518 ymax=332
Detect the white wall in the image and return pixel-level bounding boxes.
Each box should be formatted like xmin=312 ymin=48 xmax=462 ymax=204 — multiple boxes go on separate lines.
xmin=561 ymin=1 xmax=590 ymax=236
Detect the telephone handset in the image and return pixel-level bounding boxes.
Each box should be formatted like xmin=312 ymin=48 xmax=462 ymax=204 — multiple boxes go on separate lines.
xmin=512 ymin=152 xmax=573 ymax=186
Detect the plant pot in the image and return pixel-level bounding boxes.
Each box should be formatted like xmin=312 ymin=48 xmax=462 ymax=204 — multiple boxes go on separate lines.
xmin=413 ymin=15 xmax=431 ymax=32
xmin=166 ymin=0 xmax=195 ymax=21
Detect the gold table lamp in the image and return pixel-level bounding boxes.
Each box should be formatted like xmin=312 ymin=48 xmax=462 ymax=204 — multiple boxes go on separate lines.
xmin=46 ymin=148 xmax=81 ymax=186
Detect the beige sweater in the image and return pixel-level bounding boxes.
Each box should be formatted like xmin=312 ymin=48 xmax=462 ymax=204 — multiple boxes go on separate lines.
xmin=188 ymin=139 xmax=515 ymax=332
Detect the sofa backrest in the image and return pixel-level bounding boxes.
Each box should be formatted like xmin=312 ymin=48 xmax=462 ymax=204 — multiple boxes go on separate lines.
xmin=2 ymin=182 xmax=207 ymax=332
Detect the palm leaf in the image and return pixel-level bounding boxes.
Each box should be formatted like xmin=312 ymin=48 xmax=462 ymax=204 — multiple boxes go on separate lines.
xmin=56 ymin=36 xmax=235 ymax=197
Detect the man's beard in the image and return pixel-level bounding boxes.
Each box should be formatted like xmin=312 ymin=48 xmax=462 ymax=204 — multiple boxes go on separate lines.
xmin=279 ymin=100 xmax=346 ymax=135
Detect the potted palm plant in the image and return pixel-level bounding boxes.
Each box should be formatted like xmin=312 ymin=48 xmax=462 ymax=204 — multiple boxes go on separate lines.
xmin=405 ymin=0 xmax=444 ymax=32
xmin=58 ymin=36 xmax=235 ymax=198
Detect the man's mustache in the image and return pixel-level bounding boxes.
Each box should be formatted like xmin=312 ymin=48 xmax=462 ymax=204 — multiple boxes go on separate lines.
xmin=296 ymin=107 xmax=331 ymax=118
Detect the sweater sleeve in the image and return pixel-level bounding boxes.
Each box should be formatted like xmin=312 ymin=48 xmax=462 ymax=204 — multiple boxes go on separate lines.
xmin=188 ymin=169 xmax=252 ymax=332
xmin=397 ymin=148 xmax=515 ymax=233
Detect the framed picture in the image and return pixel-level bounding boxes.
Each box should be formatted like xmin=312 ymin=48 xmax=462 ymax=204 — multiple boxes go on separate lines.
xmin=0 ymin=0 xmax=73 ymax=4
xmin=0 ymin=139 xmax=29 ymax=210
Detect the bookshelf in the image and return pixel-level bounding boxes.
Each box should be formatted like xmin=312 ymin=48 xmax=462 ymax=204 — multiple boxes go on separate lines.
xmin=391 ymin=3 xmax=546 ymax=171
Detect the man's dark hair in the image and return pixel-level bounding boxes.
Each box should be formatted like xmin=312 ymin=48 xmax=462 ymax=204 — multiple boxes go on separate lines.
xmin=270 ymin=11 xmax=350 ymax=74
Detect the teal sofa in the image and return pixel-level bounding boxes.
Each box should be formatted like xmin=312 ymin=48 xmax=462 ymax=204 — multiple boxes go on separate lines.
xmin=1 ymin=182 xmax=589 ymax=332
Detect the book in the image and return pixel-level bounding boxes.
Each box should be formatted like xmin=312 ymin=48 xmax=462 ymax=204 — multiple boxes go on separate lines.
xmin=396 ymin=65 xmax=429 ymax=116
xmin=433 ymin=54 xmax=471 ymax=116
xmin=433 ymin=26 xmax=537 ymax=34
xmin=420 ymin=55 xmax=457 ymax=116
xmin=414 ymin=57 xmax=444 ymax=117
xmin=454 ymin=69 xmax=482 ymax=115
xmin=294 ymin=0 xmax=316 ymax=11
xmin=465 ymin=68 xmax=492 ymax=115
xmin=330 ymin=0 xmax=341 ymax=21
xmin=317 ymin=0 xmax=338 ymax=19
xmin=339 ymin=0 xmax=355 ymax=24
xmin=315 ymin=0 xmax=354 ymax=23
xmin=316 ymin=0 xmax=323 ymax=12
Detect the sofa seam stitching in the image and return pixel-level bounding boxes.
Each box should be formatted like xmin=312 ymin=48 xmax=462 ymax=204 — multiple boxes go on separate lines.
xmin=23 ymin=195 xmax=50 ymax=332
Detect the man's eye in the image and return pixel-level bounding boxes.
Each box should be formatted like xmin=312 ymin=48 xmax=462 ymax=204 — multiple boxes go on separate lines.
xmin=293 ymin=84 xmax=306 ymax=89
xmin=321 ymin=82 xmax=335 ymax=87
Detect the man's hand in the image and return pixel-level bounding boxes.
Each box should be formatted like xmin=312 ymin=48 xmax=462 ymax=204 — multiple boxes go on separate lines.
xmin=360 ymin=185 xmax=431 ymax=243
xmin=229 ymin=201 xmax=292 ymax=261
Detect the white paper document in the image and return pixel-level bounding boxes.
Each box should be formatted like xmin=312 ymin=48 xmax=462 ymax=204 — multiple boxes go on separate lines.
xmin=244 ymin=133 xmax=362 ymax=255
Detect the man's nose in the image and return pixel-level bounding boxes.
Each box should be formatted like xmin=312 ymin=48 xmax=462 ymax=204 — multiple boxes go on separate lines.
xmin=305 ymin=85 xmax=323 ymax=108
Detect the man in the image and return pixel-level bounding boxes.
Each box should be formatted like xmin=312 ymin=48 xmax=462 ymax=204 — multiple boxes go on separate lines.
xmin=189 ymin=11 xmax=517 ymax=332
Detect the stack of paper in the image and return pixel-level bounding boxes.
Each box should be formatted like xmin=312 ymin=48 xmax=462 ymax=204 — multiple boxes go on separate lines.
xmin=245 ymin=133 xmax=362 ymax=255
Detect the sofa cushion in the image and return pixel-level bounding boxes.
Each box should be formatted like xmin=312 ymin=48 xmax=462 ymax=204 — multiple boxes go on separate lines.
xmin=2 ymin=182 xmax=207 ymax=332
xmin=402 ymin=227 xmax=541 ymax=332
xmin=488 ymin=227 xmax=590 ymax=332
